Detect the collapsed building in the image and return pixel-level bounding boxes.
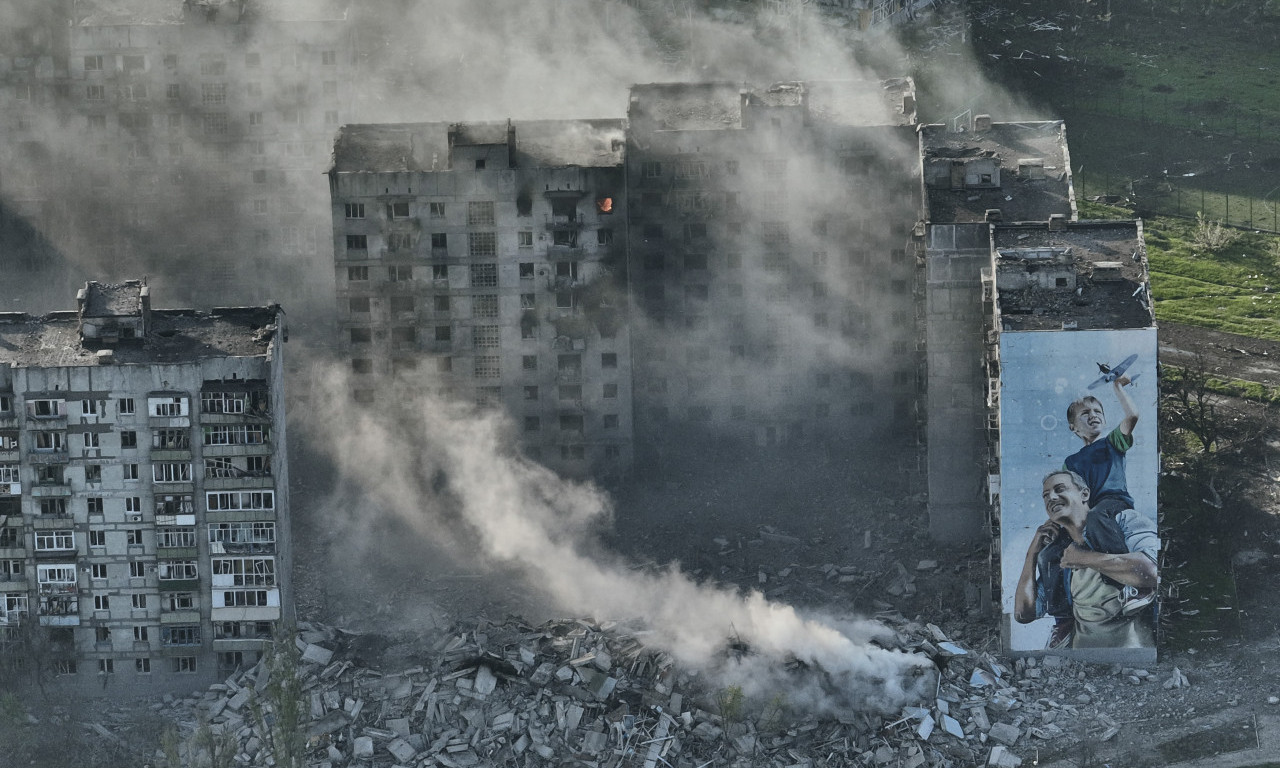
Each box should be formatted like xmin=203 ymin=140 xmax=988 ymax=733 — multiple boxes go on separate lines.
xmin=0 ymin=281 xmax=293 ymax=693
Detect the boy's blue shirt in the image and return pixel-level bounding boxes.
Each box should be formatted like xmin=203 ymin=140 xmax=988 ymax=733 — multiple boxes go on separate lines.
xmin=1063 ymin=426 xmax=1135 ymax=510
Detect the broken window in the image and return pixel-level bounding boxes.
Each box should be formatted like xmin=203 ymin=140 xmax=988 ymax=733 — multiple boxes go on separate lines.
xmin=84 ymin=55 xmax=104 ymax=72
xmin=474 ymin=356 xmax=500 ymax=378
xmin=391 ymin=327 xmax=416 ymax=344
xmin=761 ymin=221 xmax=789 ymax=245
xmin=560 ymin=445 xmax=585 ymax=460
xmin=473 ymin=295 xmax=499 ymax=318
xmin=471 ymin=264 xmax=498 ymax=287
xmin=469 ymin=232 xmax=497 ymax=257
xmin=558 ymin=385 xmax=582 ymax=400
xmin=206 ymin=491 xmax=273 ymax=512
xmin=559 ymin=415 xmax=584 ymax=433
xmin=601 ymin=353 xmax=618 ymax=369
xmin=467 ymin=201 xmax=495 ymax=226
xmin=431 ymin=233 xmax=448 ymax=251
xmin=604 ymin=383 xmax=618 ymax=400
xmin=350 ymin=328 xmax=371 ymax=344
xmin=683 ymin=223 xmax=708 ymax=242
xmin=346 ymin=235 xmax=367 ymax=251
xmin=555 ymin=292 xmax=576 ymax=310
xmin=519 ymin=262 xmax=535 ymax=279
xmin=603 ymin=415 xmax=619 ymax=429
xmin=152 ymin=463 xmax=191 ymax=483
xmin=348 ymin=297 xmax=370 ymax=313
xmin=524 ymin=416 xmax=540 ymax=432
xmin=388 ymin=266 xmax=413 ymax=282
xmin=387 ymin=202 xmax=410 ymax=219
xmin=390 ymin=296 xmax=414 ymax=314
xmin=432 ymin=264 xmax=448 ymax=281
xmin=162 ymin=626 xmax=201 ymax=646
xmin=435 ymin=326 xmax=452 ymax=342
xmin=641 ymin=161 xmax=662 ymax=178
xmin=522 ymin=356 xmax=538 ymax=371
xmin=158 ymin=527 xmax=196 ymax=548
xmin=34 ymin=432 xmax=65 ymax=452
xmin=434 ymin=295 xmax=450 ymax=312
xmin=429 ymin=202 xmax=446 ymax=218
xmin=520 ymin=294 xmax=536 ymax=310
xmin=388 ymin=233 xmax=414 ymax=251
xmin=85 ymin=465 xmax=102 ymax=483
xmin=597 ymin=228 xmax=613 ymax=245
xmin=523 ymin=386 xmax=538 ymax=400
xmin=474 ymin=326 xmax=500 ymax=348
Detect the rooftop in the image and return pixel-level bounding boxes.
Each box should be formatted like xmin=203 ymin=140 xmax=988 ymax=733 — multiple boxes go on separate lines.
xmin=627 ymin=79 xmax=917 ymax=132
xmin=81 ymin=280 xmax=144 ymax=317
xmin=991 ymin=219 xmax=1153 ymax=332
xmin=330 ymin=119 xmax=626 ymax=174
xmin=73 ymin=0 xmax=347 ymax=26
xmin=921 ymin=121 xmax=1073 ymax=224
xmin=0 ymin=307 xmax=281 ymax=368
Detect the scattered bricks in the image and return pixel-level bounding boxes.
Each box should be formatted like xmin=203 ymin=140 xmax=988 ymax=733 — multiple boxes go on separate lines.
xmin=987 ymin=745 xmax=1022 ymax=768
xmin=942 ymin=714 xmax=964 ymax=739
xmin=691 ymin=721 xmax=723 ymax=741
xmin=988 ymin=693 xmax=1016 ymax=713
xmin=581 ymin=729 xmax=609 ymax=753
xmin=386 ymin=717 xmax=410 ymax=737
xmin=530 ymin=662 xmax=555 ymax=686
xmin=353 ymin=736 xmax=374 ymax=759
xmin=970 ymin=707 xmax=991 ymax=733
xmin=322 ymin=689 xmax=341 ymax=712
xmin=1163 ymin=668 xmax=1190 ymax=690
xmin=592 ymin=650 xmax=612 ymax=672
xmin=533 ymin=744 xmax=555 ymax=759
xmin=309 ymin=692 xmax=324 ymax=719
xmin=301 ymin=643 xmax=334 ymax=666
xmin=225 ymin=688 xmax=251 ymax=712
xmin=1040 ymin=655 xmax=1065 ymax=669
xmin=988 ymin=722 xmax=1021 ymax=746
xmin=569 ymin=652 xmax=597 ymax=668
xmin=917 ymin=560 xmax=939 ymax=571
xmin=874 ymin=745 xmax=896 ymax=765
xmin=387 ymin=737 xmax=417 ymax=763
xmin=307 ymin=711 xmax=348 ymax=738
xmin=473 ymin=666 xmax=497 ymax=696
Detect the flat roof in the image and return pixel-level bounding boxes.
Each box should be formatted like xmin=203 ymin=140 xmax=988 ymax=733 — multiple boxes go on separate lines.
xmin=627 ymin=79 xmax=917 ymax=131
xmin=73 ymin=0 xmax=347 ymax=26
xmin=992 ymin=220 xmax=1153 ymax=331
xmin=922 ymin=121 xmax=1072 ymax=224
xmin=0 ymin=308 xmax=280 ymax=368
xmin=330 ymin=119 xmax=626 ymax=174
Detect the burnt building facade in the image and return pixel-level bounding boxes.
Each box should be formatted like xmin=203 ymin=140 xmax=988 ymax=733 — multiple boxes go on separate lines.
xmin=328 ymin=120 xmax=633 ymax=476
xmin=0 ymin=281 xmax=291 ymax=694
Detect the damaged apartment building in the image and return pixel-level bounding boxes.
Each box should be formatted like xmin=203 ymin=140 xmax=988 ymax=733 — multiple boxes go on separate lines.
xmin=328 ymin=80 xmax=921 ymax=476
xmin=328 ymin=121 xmax=633 ymax=475
xmin=329 ymin=84 xmax=1152 ymax=557
xmin=0 ymin=281 xmax=292 ymax=693
xmin=0 ymin=0 xmax=353 ymax=309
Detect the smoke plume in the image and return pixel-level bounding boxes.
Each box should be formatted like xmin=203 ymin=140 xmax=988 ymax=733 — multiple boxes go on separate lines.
xmin=304 ymin=362 xmax=935 ymax=716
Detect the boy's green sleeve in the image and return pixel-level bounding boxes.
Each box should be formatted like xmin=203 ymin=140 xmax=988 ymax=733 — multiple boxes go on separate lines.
xmin=1107 ymin=426 xmax=1133 ymax=453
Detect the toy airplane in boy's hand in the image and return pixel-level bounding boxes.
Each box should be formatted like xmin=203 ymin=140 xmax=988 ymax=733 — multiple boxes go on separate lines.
xmin=1087 ymin=353 xmax=1140 ymax=390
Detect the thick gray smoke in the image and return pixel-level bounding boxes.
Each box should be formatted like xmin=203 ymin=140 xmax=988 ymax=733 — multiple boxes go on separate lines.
xmin=304 ymin=362 xmax=935 ymax=716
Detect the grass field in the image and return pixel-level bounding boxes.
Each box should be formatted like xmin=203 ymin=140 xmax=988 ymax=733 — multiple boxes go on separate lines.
xmin=965 ymin=3 xmax=1280 ymax=234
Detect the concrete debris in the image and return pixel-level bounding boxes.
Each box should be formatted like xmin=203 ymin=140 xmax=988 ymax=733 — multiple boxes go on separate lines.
xmin=149 ymin=617 xmax=1168 ymax=768
xmin=1163 ymin=667 xmax=1191 ymax=690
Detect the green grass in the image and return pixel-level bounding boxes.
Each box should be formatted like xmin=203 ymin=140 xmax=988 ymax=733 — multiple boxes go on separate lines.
xmin=966 ymin=3 xmax=1280 ymax=234
xmin=1143 ymin=216 xmax=1280 ymax=339
xmin=1076 ymin=200 xmax=1280 ymax=340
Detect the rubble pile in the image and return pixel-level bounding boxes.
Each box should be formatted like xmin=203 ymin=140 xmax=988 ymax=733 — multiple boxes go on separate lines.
xmin=155 ymin=617 xmax=1172 ymax=768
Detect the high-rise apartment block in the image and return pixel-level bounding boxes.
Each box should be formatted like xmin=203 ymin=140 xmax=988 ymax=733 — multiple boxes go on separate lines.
xmin=0 ymin=281 xmax=291 ymax=693
xmin=329 ymin=120 xmax=633 ymax=475
xmin=328 ymin=81 xmax=923 ymax=474
xmin=0 ymin=0 xmax=353 ymax=310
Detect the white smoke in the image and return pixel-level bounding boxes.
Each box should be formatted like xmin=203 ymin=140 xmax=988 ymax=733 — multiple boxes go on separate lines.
xmin=304 ymin=362 xmax=935 ymax=716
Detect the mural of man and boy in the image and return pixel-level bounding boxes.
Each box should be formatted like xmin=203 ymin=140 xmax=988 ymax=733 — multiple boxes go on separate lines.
xmin=1001 ymin=332 xmax=1159 ymax=651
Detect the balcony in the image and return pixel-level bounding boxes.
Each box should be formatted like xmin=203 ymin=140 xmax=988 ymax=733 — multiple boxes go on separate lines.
xmin=544 ymin=214 xmax=582 ymax=231
xmin=151 ymin=448 xmax=192 ymax=462
xmin=27 ymin=450 xmax=69 ymax=465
